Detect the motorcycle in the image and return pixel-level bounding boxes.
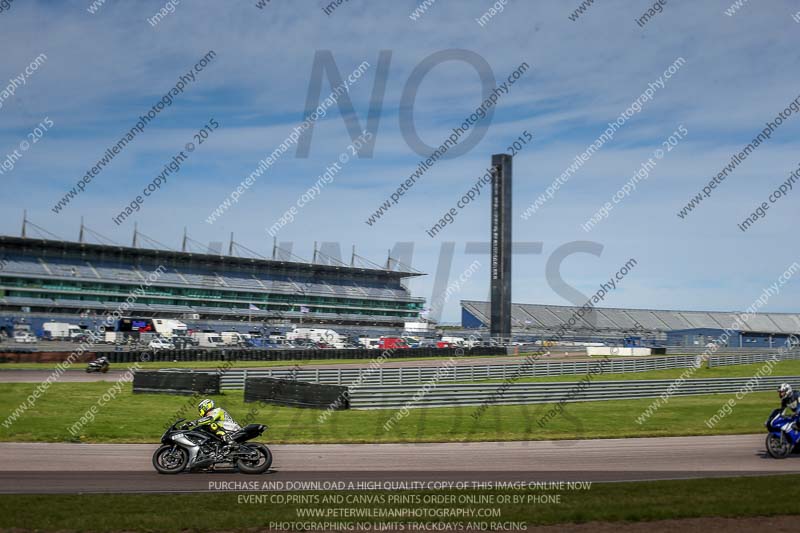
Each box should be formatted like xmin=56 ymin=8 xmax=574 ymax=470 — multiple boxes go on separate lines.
xmin=152 ymin=419 xmax=273 ymax=474
xmin=765 ymin=408 xmax=800 ymax=458
xmin=85 ymin=357 xmax=109 ymax=373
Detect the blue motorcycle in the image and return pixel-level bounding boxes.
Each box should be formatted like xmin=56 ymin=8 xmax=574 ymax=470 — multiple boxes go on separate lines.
xmin=765 ymin=408 xmax=800 ymax=458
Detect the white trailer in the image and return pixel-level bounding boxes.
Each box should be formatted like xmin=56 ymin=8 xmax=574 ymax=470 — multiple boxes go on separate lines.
xmin=153 ymin=319 xmax=188 ymax=338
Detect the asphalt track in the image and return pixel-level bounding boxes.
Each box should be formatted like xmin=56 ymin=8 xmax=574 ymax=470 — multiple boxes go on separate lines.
xmin=1 ymin=434 xmax=798 ymax=493
xmin=0 ymin=357 xmax=532 ymax=383
xmin=0 ymin=369 xmax=130 ymax=382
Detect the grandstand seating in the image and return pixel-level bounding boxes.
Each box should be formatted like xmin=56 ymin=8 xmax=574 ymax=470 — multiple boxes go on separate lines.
xmin=522 ymin=306 xmax=563 ymax=328
xmin=741 ymin=314 xmax=780 ymax=332
xmin=597 ymin=308 xmax=643 ymax=329
xmin=623 ymin=310 xmax=669 ymax=330
xmin=0 ymin=236 xmax=422 ymax=328
xmin=677 ymin=311 xmax=724 ymax=330
xmin=767 ymin=314 xmax=800 ymax=332
xmin=0 ymin=255 xmax=412 ymax=301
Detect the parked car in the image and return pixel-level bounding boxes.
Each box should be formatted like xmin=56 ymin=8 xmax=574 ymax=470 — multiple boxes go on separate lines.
xmin=149 ymin=338 xmax=175 ymax=350
xmin=72 ymin=332 xmax=94 ymax=343
xmin=403 ymin=337 xmax=421 ymax=348
xmin=13 ymin=331 xmax=37 ymax=343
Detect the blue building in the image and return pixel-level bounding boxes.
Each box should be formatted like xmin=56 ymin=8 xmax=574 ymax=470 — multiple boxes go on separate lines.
xmin=665 ymin=328 xmax=798 ymax=349
xmin=461 ymin=300 xmax=800 ymax=346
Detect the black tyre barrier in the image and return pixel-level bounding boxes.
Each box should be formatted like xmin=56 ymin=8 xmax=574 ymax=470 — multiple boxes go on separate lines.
xmin=133 ymin=371 xmax=221 ymax=395
xmin=244 ymin=377 xmax=349 ymax=409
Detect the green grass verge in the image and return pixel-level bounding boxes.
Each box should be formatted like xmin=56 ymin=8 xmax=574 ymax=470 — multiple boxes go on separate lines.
xmin=1 ymin=475 xmax=798 ymax=531
xmin=0 ymin=381 xmax=779 ymax=443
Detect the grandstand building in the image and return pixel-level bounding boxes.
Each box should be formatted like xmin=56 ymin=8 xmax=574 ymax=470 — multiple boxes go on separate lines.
xmin=461 ymin=300 xmax=800 ymax=347
xmin=0 ymin=235 xmax=424 ymax=336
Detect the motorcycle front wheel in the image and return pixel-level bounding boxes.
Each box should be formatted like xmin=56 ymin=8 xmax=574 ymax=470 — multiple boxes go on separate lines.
xmin=766 ymin=433 xmax=793 ymax=459
xmin=236 ymin=443 xmax=272 ymax=474
xmin=152 ymin=445 xmax=189 ymax=474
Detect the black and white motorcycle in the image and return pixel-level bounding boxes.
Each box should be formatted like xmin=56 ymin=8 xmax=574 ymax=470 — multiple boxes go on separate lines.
xmin=152 ymin=419 xmax=272 ymax=474
xmin=85 ymin=356 xmax=109 ymax=373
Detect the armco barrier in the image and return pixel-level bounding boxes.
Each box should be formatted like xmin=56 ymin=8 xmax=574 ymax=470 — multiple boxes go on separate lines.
xmin=709 ymin=349 xmax=800 ymax=367
xmin=206 ymin=354 xmax=705 ymax=390
xmin=668 ymin=346 xmax=800 ymax=355
xmin=105 ymin=346 xmax=502 ymax=363
xmin=244 ymin=377 xmax=349 ymax=409
xmin=346 ymin=375 xmax=800 ymax=410
xmin=133 ymin=371 xmax=220 ymax=395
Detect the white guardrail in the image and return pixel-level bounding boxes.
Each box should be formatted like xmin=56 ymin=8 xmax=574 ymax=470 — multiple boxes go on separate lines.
xmin=186 ymin=350 xmax=800 ymax=391
xmin=346 ymin=376 xmax=800 ymax=410
xmin=199 ymin=355 xmax=703 ymax=390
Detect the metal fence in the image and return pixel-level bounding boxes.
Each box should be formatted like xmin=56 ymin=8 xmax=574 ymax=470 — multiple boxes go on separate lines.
xmin=173 ymin=350 xmax=800 ymax=393
xmin=202 ymin=354 xmax=707 ymax=390
xmin=708 ymin=349 xmax=800 ymax=367
xmin=348 ymin=376 xmax=800 ymax=410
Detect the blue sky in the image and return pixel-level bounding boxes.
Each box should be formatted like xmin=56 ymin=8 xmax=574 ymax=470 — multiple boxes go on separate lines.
xmin=1 ymin=0 xmax=799 ymax=322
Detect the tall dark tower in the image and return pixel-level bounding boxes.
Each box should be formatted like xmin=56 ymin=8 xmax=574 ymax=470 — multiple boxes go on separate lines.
xmin=490 ymin=153 xmax=512 ymax=340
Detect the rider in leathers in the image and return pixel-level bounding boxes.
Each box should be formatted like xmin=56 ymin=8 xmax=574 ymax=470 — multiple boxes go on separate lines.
xmin=184 ymin=399 xmax=242 ymax=451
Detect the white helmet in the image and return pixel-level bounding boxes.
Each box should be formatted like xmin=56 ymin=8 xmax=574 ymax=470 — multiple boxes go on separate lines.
xmin=779 ymin=383 xmax=792 ymax=399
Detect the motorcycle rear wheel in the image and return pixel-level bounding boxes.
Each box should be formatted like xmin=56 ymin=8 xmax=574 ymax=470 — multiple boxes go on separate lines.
xmin=236 ymin=443 xmax=272 ymax=474
xmin=766 ymin=433 xmax=793 ymax=459
xmin=153 ymin=445 xmax=189 ymax=474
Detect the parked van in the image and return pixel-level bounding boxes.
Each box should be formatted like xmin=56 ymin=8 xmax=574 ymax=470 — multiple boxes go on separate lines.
xmin=191 ymin=331 xmax=226 ymax=348
xmin=287 ymin=328 xmax=347 ymax=348
xmin=358 ymin=337 xmax=381 ymax=350
xmin=220 ymin=331 xmax=245 ymax=346
xmin=378 ymin=337 xmax=409 ymax=350
xmin=42 ymin=322 xmax=84 ymax=341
